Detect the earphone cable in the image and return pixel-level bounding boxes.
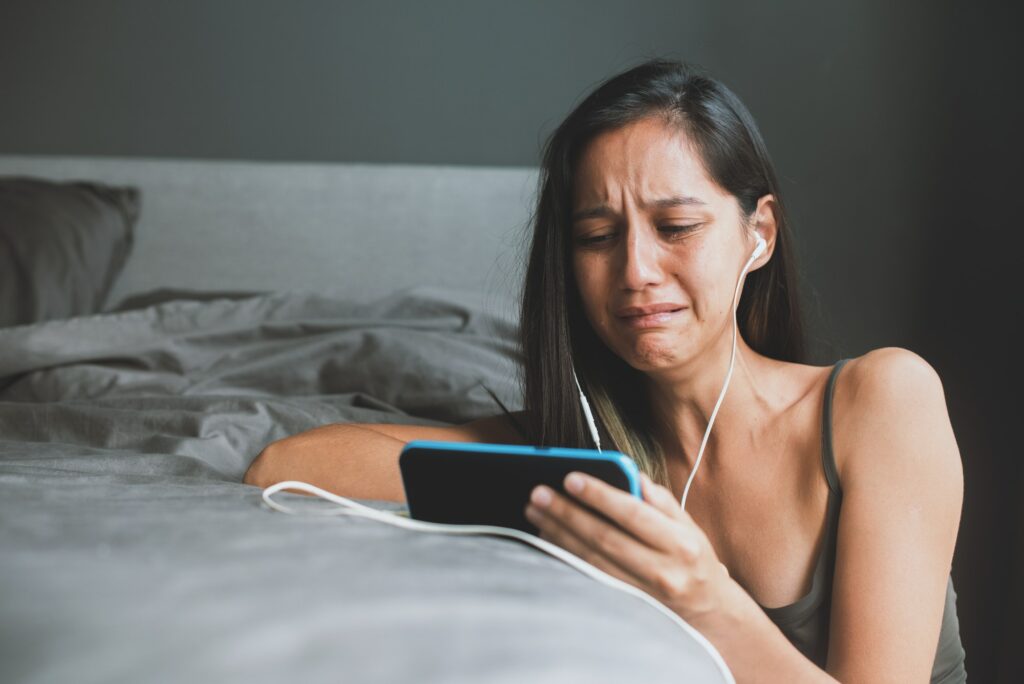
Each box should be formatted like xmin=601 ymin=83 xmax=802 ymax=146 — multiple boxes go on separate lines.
xmin=257 ymin=236 xmax=765 ymax=683
xmin=679 ymin=245 xmax=761 ymax=512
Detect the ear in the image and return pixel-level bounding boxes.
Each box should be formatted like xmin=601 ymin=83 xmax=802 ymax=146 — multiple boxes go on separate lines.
xmin=748 ymin=194 xmax=779 ymax=270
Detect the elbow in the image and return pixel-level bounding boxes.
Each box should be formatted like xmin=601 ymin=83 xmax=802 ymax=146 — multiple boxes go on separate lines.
xmin=243 ymin=440 xmax=284 ymax=488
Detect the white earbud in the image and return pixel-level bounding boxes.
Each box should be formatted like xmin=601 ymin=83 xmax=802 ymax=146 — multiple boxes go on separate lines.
xmin=752 ymin=234 xmax=767 ymax=259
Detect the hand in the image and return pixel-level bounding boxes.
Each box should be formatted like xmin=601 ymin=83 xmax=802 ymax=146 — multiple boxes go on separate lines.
xmin=524 ymin=471 xmax=732 ymax=623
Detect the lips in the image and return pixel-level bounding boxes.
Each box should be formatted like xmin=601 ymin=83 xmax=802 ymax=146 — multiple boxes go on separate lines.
xmin=615 ymin=303 xmax=687 ymax=330
xmin=615 ymin=303 xmax=686 ymax=318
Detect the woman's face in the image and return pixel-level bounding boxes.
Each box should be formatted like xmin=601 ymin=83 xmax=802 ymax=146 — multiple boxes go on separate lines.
xmin=571 ymin=116 xmax=762 ymax=374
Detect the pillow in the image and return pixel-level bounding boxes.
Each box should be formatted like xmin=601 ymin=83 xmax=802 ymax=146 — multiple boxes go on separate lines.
xmin=0 ymin=177 xmax=140 ymax=327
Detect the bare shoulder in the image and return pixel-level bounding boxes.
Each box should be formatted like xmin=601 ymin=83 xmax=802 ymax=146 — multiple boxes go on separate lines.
xmin=831 ymin=347 xmax=962 ymax=493
xmin=836 ymin=347 xmax=946 ymax=428
xmin=354 ymin=410 xmax=530 ymax=445
xmin=841 ymin=346 xmax=944 ymax=395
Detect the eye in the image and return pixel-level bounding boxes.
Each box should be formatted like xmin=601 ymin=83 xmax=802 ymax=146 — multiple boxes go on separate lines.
xmin=573 ymin=223 xmax=703 ymax=248
xmin=660 ymin=223 xmax=702 ymax=236
xmin=575 ymin=233 xmax=614 ymax=247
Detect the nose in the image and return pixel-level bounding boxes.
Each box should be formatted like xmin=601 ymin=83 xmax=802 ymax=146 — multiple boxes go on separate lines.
xmin=619 ymin=223 xmax=663 ymax=291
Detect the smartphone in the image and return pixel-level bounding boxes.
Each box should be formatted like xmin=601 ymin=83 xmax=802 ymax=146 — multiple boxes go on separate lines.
xmin=398 ymin=440 xmax=641 ymax=533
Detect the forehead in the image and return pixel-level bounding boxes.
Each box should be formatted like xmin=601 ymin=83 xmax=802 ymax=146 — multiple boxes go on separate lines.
xmin=572 ymin=117 xmax=723 ymax=209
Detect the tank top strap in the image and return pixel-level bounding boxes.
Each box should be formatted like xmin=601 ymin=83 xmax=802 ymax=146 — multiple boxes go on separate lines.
xmin=821 ymin=358 xmax=851 ymax=497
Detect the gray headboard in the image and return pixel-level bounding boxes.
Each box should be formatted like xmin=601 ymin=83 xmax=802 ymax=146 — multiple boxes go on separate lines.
xmin=0 ymin=155 xmax=539 ymax=307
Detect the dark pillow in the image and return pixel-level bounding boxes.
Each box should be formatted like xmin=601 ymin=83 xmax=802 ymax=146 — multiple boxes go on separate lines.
xmin=0 ymin=177 xmax=140 ymax=327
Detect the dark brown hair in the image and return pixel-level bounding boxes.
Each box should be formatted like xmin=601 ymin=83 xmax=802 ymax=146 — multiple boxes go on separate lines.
xmin=518 ymin=59 xmax=806 ymax=484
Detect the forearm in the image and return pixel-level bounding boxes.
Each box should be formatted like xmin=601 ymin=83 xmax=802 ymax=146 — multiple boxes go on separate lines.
xmin=243 ymin=423 xmax=406 ymax=502
xmin=692 ymin=579 xmax=837 ymax=684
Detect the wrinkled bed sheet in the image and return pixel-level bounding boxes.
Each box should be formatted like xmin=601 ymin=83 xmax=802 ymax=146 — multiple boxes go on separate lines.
xmin=0 ymin=287 xmax=729 ymax=683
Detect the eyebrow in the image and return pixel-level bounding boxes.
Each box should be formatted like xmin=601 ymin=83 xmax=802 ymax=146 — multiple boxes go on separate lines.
xmin=571 ymin=195 xmax=707 ymax=223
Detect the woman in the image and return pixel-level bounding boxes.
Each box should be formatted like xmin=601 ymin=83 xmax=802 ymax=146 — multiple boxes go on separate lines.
xmin=245 ymin=60 xmax=966 ymax=683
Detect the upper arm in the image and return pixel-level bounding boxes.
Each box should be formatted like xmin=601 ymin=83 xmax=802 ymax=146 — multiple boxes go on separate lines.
xmin=827 ymin=348 xmax=964 ymax=682
xmin=354 ymin=411 xmax=530 ymax=446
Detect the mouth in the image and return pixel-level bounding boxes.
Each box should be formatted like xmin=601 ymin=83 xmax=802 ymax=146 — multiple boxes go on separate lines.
xmin=615 ymin=305 xmax=687 ymax=329
xmin=615 ymin=303 xmax=686 ymax=317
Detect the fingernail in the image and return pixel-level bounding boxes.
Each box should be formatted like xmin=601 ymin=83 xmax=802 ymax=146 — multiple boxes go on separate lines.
xmin=531 ymin=486 xmax=552 ymax=507
xmin=565 ymin=472 xmax=584 ymax=494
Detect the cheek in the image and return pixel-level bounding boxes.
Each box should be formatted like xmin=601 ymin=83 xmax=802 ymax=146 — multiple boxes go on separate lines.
xmin=677 ymin=243 xmax=726 ymax=316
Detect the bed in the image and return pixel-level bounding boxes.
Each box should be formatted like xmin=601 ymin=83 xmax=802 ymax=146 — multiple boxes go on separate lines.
xmin=0 ymin=154 xmax=732 ymax=683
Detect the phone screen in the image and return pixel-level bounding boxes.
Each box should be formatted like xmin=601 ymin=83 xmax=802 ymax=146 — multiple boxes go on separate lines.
xmin=399 ymin=441 xmax=640 ymax=533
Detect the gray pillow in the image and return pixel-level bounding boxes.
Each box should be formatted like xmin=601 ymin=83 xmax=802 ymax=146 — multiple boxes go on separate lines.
xmin=0 ymin=177 xmax=140 ymax=327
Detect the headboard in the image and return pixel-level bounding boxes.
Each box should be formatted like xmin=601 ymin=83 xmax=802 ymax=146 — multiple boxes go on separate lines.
xmin=0 ymin=155 xmax=539 ymax=308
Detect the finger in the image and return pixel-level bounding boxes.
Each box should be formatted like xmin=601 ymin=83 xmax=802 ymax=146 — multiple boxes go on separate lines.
xmin=638 ymin=473 xmax=703 ymax=557
xmin=640 ymin=472 xmax=687 ymax=519
xmin=529 ymin=487 xmax=666 ymax=571
xmin=524 ymin=502 xmax=651 ymax=588
xmin=558 ymin=472 xmax=692 ymax=554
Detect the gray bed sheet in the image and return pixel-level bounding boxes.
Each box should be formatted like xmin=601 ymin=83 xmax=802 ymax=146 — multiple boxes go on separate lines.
xmin=0 ymin=287 xmax=730 ymax=683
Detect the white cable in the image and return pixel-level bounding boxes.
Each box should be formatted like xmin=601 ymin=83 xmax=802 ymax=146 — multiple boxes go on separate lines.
xmin=261 ymin=480 xmax=735 ymax=684
xmin=260 ymin=237 xmax=762 ymax=682
xmin=679 ymin=245 xmax=762 ymax=512
xmin=572 ymin=367 xmax=602 ymax=452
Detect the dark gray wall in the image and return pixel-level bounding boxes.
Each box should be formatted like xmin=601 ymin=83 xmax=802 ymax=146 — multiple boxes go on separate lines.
xmin=0 ymin=1 xmax=955 ymax=359
xmin=2 ymin=1 xmax=1020 ymax=680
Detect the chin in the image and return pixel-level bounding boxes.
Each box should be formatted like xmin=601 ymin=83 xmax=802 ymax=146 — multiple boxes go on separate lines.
xmin=619 ymin=335 xmax=685 ymax=372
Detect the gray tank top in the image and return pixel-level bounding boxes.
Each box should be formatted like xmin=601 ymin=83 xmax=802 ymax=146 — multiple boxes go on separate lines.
xmin=757 ymin=358 xmax=966 ymax=682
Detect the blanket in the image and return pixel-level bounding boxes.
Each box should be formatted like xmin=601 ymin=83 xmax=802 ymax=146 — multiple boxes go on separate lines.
xmin=0 ymin=287 xmax=729 ymax=683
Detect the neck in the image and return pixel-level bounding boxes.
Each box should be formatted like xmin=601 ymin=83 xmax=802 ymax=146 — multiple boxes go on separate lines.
xmin=645 ymin=336 xmax=771 ymax=468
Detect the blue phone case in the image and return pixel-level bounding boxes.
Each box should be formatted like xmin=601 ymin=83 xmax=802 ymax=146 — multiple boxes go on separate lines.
xmin=399 ymin=440 xmax=641 ymax=533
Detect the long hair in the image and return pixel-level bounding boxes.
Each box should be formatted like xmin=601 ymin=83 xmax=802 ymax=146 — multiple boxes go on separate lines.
xmin=519 ymin=59 xmax=806 ymax=486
